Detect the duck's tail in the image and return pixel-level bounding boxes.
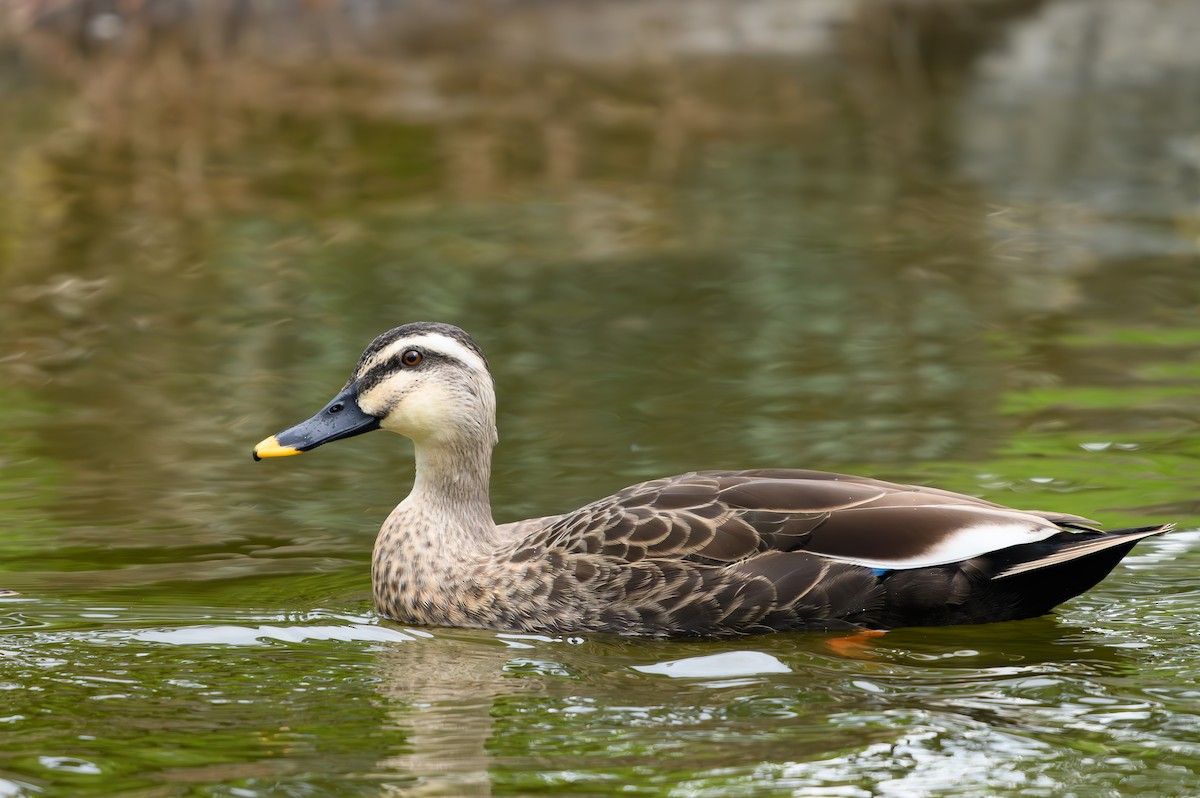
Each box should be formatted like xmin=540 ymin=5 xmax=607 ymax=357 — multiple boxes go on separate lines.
xmin=990 ymin=523 xmax=1173 ymax=580
xmin=967 ymin=523 xmax=1173 ymax=624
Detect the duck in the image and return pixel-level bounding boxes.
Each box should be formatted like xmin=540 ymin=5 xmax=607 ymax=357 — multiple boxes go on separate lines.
xmin=252 ymin=322 xmax=1172 ymax=637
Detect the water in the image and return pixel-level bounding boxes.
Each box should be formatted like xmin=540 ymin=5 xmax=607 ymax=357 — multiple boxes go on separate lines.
xmin=1 ymin=1 xmax=1199 ymax=795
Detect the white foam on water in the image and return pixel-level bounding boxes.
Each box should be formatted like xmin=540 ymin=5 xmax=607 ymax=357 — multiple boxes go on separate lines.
xmin=131 ymin=623 xmax=416 ymax=646
xmin=632 ymin=650 xmax=791 ymax=679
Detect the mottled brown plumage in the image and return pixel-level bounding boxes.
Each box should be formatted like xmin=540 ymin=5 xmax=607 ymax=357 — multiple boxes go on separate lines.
xmin=254 ymin=323 xmax=1173 ymax=637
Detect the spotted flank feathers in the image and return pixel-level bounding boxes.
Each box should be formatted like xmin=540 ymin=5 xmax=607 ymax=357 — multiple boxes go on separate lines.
xmin=254 ymin=322 xmax=1173 ymax=638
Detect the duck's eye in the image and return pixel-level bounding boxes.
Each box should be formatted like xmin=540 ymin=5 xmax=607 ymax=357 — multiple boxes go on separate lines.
xmin=329 ymin=403 xmax=344 ymax=414
xmin=401 ymin=349 xmax=423 ymax=367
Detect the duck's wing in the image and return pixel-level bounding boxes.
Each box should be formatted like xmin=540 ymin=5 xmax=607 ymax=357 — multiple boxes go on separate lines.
xmin=530 ymin=469 xmax=1099 ymax=571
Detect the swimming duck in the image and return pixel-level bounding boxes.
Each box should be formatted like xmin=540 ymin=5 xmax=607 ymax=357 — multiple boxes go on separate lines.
xmin=253 ymin=322 xmax=1172 ymax=637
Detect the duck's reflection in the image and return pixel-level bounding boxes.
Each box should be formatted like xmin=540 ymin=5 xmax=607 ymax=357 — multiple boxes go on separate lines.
xmin=371 ymin=631 xmax=530 ymax=797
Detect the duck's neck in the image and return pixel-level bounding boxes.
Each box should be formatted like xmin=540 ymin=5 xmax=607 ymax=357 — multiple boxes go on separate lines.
xmin=387 ymin=433 xmax=498 ymax=555
xmin=373 ymin=430 xmax=502 ymax=626
xmin=413 ymin=437 xmax=496 ymax=538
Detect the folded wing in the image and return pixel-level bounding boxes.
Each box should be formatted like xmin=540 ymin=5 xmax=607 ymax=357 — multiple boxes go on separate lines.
xmin=533 ymin=468 xmax=1096 ymax=571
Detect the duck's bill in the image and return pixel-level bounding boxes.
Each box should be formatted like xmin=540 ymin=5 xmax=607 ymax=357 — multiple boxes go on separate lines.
xmin=252 ymin=389 xmax=381 ymax=461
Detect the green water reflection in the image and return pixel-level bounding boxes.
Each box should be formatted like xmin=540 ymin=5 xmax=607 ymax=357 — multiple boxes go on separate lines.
xmin=1 ymin=1 xmax=1199 ymax=796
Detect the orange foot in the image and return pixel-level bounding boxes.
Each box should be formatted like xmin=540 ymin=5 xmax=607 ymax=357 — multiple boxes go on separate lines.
xmin=826 ymin=628 xmax=887 ymax=658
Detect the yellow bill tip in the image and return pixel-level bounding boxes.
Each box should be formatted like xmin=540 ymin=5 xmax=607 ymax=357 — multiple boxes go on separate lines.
xmin=252 ymin=435 xmax=302 ymax=461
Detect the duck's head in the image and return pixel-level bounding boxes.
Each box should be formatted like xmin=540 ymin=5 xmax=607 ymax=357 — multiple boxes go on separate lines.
xmin=253 ymin=322 xmax=497 ymax=460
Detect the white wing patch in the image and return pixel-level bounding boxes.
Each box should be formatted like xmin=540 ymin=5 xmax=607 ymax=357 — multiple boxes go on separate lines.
xmin=812 ymin=506 xmax=1065 ymax=570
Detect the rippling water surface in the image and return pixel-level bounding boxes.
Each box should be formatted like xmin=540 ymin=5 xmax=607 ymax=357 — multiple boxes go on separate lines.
xmin=1 ymin=2 xmax=1199 ymax=795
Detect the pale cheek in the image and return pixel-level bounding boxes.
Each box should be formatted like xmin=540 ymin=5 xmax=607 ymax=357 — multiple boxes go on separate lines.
xmin=381 ymin=384 xmax=452 ymax=439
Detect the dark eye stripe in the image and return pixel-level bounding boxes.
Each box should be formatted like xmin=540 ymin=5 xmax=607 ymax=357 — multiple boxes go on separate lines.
xmin=355 ymin=350 xmax=456 ymax=392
